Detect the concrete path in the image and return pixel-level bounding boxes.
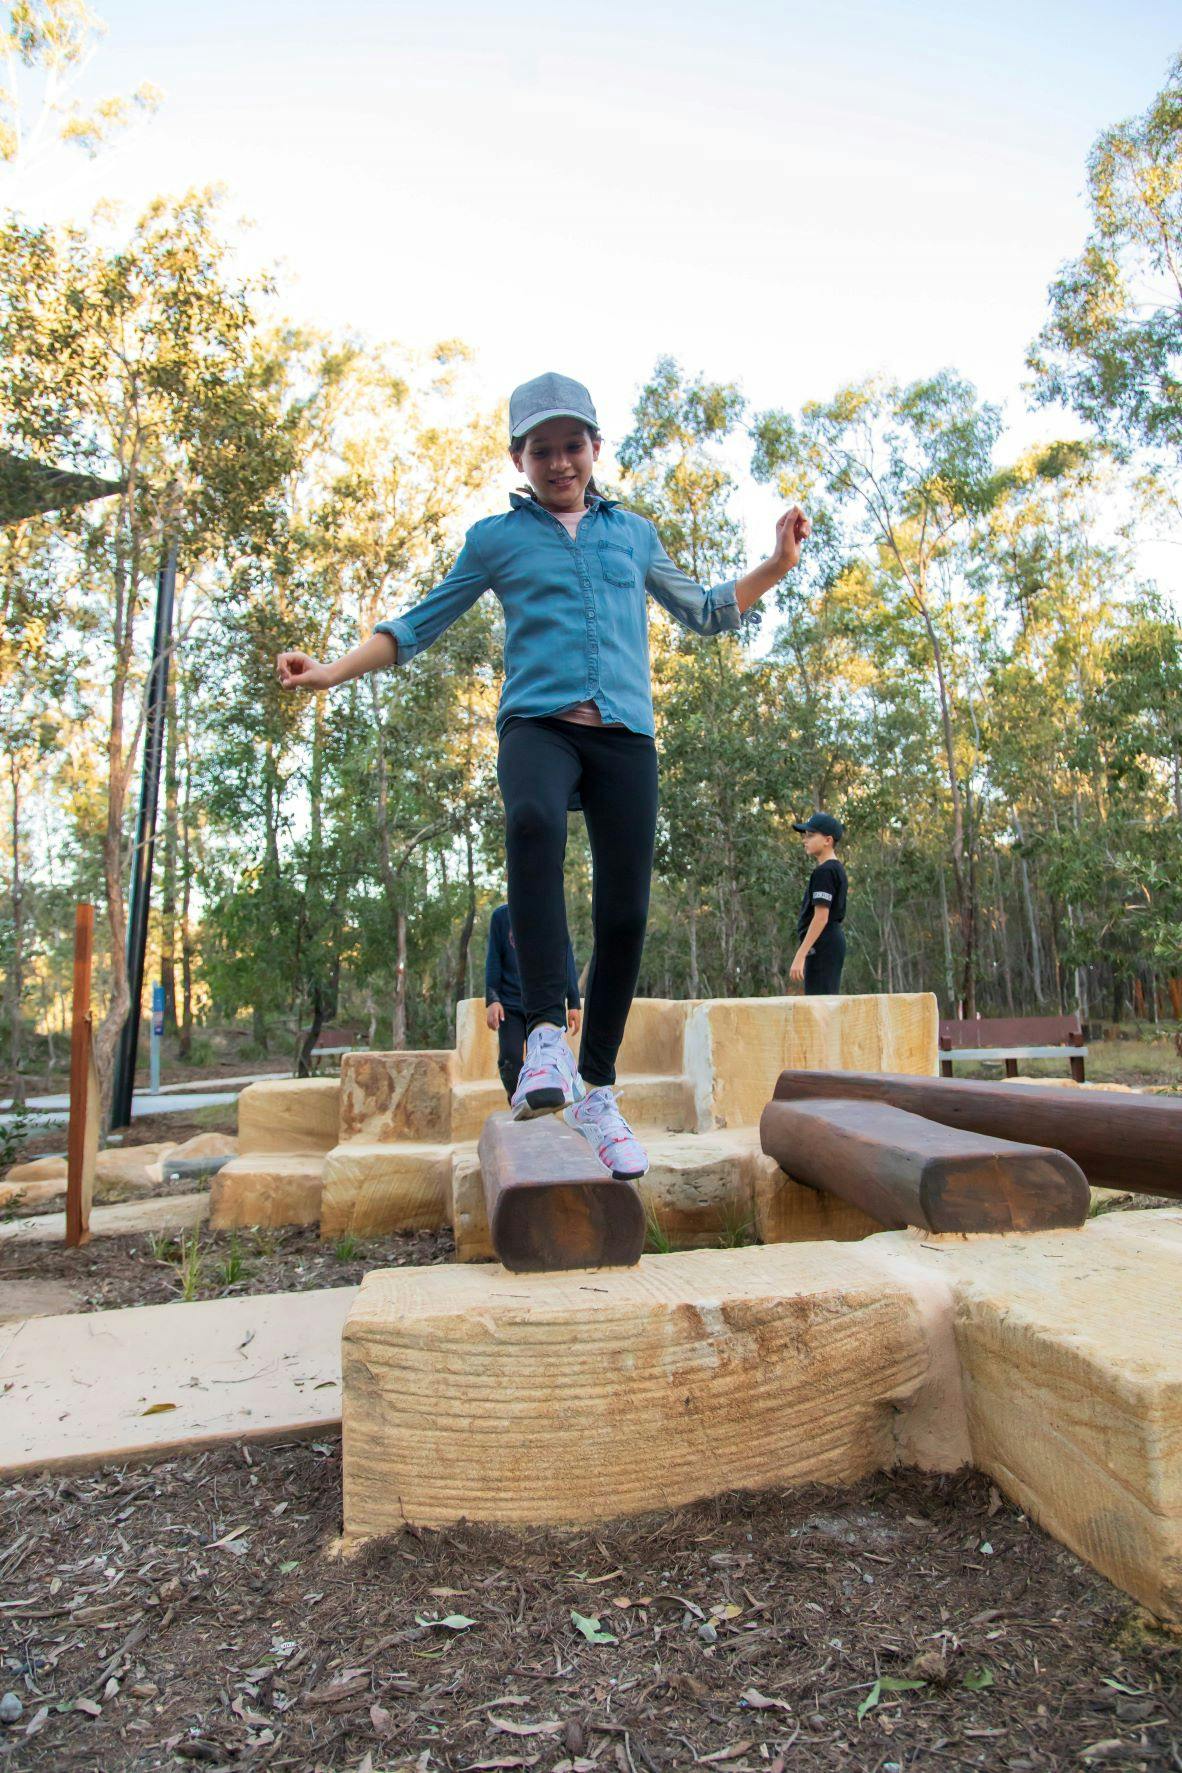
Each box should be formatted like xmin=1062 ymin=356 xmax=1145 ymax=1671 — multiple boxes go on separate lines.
xmin=1 ymin=1089 xmax=240 ymax=1130
xmin=0 ymin=1285 xmax=356 ymax=1474
xmin=0 ymin=1191 xmax=210 ymax=1243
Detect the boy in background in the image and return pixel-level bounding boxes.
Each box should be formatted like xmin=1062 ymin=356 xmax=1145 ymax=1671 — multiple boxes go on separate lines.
xmin=485 ymin=904 xmax=581 ymax=1102
xmin=789 ymin=813 xmax=848 ymax=996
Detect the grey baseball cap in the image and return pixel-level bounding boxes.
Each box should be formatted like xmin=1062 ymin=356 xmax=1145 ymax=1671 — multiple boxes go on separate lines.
xmin=509 ymin=372 xmax=598 ymax=444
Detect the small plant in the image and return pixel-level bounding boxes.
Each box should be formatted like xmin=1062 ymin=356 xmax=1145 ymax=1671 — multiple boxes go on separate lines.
xmin=216 ymin=1231 xmax=250 ymax=1290
xmin=175 ymin=1229 xmax=204 ymax=1300
xmin=0 ymin=1101 xmax=34 ymax=1173
xmin=644 ymin=1205 xmax=672 ymax=1255
xmin=252 ymin=1227 xmax=279 ymax=1258
xmin=148 ymin=1230 xmax=179 ymax=1262
xmin=332 ymin=1233 xmax=361 ymax=1261
xmin=717 ymin=1203 xmax=756 ymax=1249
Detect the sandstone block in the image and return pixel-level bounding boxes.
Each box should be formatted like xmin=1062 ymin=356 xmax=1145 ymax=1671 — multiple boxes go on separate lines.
xmin=455 ymin=997 xmax=499 ymax=1082
xmin=880 ymin=1212 xmax=1182 ymax=1621
xmin=685 ymin=994 xmax=938 ymax=1132
xmin=752 ymin=1151 xmax=885 ymax=1244
xmin=320 ymin=1141 xmax=453 ymax=1237
xmin=238 ymin=1078 xmax=340 ymax=1155
xmin=452 ymin=1078 xmax=508 ymax=1143
xmin=450 ymin=1145 xmax=491 ymax=1261
xmin=341 ymin=1244 xmax=932 ymax=1537
xmin=339 ymin=1052 xmax=453 ymax=1143
xmin=615 ymin=999 xmax=693 ymax=1077
xmin=209 ymin=1154 xmax=324 ymax=1229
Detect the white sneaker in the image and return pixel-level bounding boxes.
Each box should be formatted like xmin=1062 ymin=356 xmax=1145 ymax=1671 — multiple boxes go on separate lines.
xmin=564 ymin=1086 xmax=649 ymax=1180
xmin=510 ymin=1024 xmax=581 ymax=1120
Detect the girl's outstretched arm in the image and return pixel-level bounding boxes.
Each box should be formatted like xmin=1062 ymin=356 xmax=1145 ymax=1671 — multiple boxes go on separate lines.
xmin=277 ymin=631 xmax=397 ymax=691
xmin=644 ymin=505 xmax=810 ymax=634
xmin=735 ymin=506 xmax=811 ymax=614
xmin=276 ymin=529 xmax=492 ymax=692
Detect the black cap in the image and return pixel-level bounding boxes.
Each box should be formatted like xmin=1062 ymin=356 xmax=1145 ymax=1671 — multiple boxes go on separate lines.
xmin=793 ymin=811 xmax=844 ymax=841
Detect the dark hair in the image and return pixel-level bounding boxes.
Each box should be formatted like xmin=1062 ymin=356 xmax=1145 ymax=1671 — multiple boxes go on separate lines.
xmin=511 ymin=423 xmax=605 ymax=501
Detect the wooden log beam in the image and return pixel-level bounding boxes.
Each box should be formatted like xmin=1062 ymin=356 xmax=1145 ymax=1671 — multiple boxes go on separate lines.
xmin=770 ymin=1070 xmax=1182 ymax=1198
xmin=759 ymin=1096 xmax=1089 ymax=1233
xmin=478 ymin=1113 xmax=645 ymax=1272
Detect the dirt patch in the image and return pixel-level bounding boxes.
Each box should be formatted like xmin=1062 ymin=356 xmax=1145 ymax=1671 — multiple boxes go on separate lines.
xmin=0 ymin=1226 xmax=455 ymax=1312
xmin=0 ymin=1451 xmax=1176 ymax=1771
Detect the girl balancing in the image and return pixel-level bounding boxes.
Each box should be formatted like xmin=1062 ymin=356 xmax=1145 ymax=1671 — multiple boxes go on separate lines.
xmin=277 ymin=372 xmax=810 ymax=1181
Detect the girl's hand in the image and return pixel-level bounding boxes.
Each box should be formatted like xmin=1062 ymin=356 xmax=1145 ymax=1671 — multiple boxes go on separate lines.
xmin=772 ymin=506 xmax=811 ymax=575
xmin=277 ymin=650 xmax=333 ymax=691
xmin=486 ymin=1003 xmax=505 ymax=1031
xmin=567 ymin=1007 xmax=582 ymax=1036
xmin=790 ymin=951 xmax=807 ymax=982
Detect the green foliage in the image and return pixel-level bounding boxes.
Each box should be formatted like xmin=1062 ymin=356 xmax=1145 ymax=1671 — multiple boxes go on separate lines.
xmin=1029 ymin=53 xmax=1182 ymax=459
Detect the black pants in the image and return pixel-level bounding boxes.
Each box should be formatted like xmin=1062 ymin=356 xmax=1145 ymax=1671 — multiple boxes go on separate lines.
xmin=498 ymin=716 xmax=658 ymax=1088
xmin=804 ymin=926 xmax=846 ymax=996
xmin=496 ymin=1008 xmax=527 ymax=1101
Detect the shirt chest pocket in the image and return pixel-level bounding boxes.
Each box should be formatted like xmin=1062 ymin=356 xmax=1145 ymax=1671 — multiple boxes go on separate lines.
xmin=598 ymin=542 xmax=637 ymax=587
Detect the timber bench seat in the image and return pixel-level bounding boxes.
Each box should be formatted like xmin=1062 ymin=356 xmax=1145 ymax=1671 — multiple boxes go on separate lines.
xmin=939 ymin=1013 xmax=1087 ymax=1081
xmin=308 ymin=1027 xmax=368 ymax=1073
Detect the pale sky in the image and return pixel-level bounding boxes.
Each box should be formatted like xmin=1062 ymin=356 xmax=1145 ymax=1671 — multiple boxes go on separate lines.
xmin=9 ymin=0 xmax=1182 ymax=594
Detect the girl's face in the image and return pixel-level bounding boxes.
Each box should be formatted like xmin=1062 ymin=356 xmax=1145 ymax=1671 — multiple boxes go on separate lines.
xmin=511 ymin=419 xmax=601 ymax=512
xmin=802 ymin=831 xmax=830 ymax=858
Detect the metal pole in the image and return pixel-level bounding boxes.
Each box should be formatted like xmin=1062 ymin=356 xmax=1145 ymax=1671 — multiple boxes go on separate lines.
xmin=110 ymin=541 xmax=178 ymax=1128
xmin=150 ymin=981 xmax=164 ymax=1095
xmin=66 ymin=902 xmax=95 ymax=1247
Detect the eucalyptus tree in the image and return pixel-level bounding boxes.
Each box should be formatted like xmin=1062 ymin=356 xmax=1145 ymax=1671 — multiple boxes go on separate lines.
xmin=1029 ymin=53 xmax=1182 ymax=466
xmin=752 ymin=373 xmax=1002 ymax=1013
xmin=0 ymin=191 xmax=295 ymax=1103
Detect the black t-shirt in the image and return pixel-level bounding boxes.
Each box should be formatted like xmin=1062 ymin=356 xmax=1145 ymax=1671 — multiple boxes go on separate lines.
xmin=797 ymin=857 xmax=848 ymax=943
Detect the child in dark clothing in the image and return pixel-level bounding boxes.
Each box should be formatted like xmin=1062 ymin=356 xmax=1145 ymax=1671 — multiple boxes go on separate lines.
xmin=790 ymin=813 xmax=848 ymax=995
xmin=485 ymin=904 xmax=581 ymax=1102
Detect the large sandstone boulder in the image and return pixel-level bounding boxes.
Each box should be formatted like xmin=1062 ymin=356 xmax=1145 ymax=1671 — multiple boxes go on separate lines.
xmin=237 ymin=1078 xmax=340 ymax=1155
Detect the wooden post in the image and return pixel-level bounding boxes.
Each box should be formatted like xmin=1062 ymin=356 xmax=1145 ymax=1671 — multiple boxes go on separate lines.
xmin=769 ymin=1068 xmax=1182 ymax=1197
xmin=759 ymin=1095 xmax=1089 ymax=1233
xmin=66 ymin=903 xmax=98 ymax=1248
xmin=478 ymin=1113 xmax=646 ymax=1272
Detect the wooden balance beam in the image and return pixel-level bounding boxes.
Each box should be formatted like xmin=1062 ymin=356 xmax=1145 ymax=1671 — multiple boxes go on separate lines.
xmin=769 ymin=1070 xmax=1182 ymax=1198
xmin=759 ymin=1095 xmax=1089 ymax=1233
xmin=477 ymin=1113 xmax=646 ymax=1272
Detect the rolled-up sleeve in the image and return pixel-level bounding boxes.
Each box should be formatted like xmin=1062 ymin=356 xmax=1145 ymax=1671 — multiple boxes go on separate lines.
xmin=643 ymin=524 xmax=742 ymax=637
xmin=374 ymin=530 xmax=491 ymax=663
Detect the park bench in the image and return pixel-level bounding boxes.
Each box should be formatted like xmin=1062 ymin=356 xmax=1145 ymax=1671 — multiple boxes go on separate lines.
xmin=308 ymin=1027 xmax=368 ymax=1074
xmin=938 ymin=1013 xmax=1087 ymax=1082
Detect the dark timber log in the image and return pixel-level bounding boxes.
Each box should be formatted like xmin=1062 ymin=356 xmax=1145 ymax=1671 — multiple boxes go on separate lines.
xmin=759 ymin=1096 xmax=1089 ymax=1233
xmin=770 ymin=1071 xmax=1182 ymax=1198
xmin=478 ymin=1113 xmax=646 ymax=1273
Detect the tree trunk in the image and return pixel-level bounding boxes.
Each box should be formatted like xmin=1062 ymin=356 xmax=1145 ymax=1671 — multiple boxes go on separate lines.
xmin=687 ymin=890 xmax=700 ymax=999
xmin=393 ymin=908 xmax=408 ymax=1048
xmin=450 ymin=826 xmax=477 ymax=1040
xmin=6 ymin=753 xmax=25 ymax=1104
xmin=160 ymin=649 xmax=179 ymax=1028
xmin=992 ymin=849 xmax=1015 ymax=1014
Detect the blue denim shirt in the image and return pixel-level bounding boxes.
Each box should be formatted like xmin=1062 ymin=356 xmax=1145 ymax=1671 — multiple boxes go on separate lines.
xmin=375 ymin=493 xmax=741 ymax=736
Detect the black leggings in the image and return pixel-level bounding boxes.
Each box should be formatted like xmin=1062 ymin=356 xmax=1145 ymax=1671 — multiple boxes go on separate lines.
xmin=497 ymin=716 xmax=658 ymax=1087
xmin=496 ymin=1008 xmax=527 ymax=1101
xmin=804 ymin=926 xmax=846 ymax=996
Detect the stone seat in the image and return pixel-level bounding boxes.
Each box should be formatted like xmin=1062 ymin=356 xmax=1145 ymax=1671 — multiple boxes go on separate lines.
xmin=320 ymin=1141 xmax=454 ymax=1238
xmin=210 ymin=1153 xmax=325 ymax=1229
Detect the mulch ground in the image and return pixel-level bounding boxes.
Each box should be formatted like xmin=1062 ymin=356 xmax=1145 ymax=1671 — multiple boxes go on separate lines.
xmin=0 ymin=1451 xmax=1177 ymax=1772
xmin=0 ymin=1226 xmax=455 ymax=1311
